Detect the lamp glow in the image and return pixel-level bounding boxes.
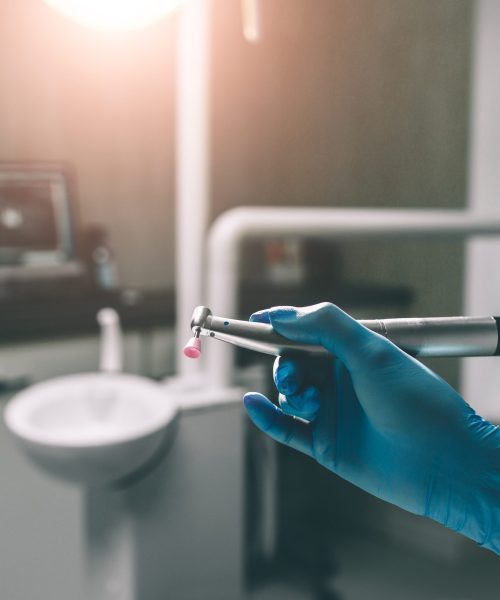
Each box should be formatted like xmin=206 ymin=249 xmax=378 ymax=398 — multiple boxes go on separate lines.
xmin=43 ymin=0 xmax=184 ymax=31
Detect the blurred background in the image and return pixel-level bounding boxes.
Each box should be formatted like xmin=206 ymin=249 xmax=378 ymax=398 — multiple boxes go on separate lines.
xmin=1 ymin=0 xmax=500 ymax=598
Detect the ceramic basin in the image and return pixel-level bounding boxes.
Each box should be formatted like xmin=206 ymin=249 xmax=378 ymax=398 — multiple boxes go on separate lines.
xmin=4 ymin=373 xmax=178 ymax=486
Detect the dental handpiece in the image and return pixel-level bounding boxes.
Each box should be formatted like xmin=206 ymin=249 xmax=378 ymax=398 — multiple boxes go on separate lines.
xmin=183 ymin=306 xmax=500 ymax=359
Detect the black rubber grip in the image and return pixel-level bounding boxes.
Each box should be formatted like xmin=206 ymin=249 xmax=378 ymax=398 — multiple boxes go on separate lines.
xmin=495 ymin=318 xmax=500 ymax=356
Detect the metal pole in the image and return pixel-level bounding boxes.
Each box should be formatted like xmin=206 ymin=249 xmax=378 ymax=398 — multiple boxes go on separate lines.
xmin=206 ymin=207 xmax=500 ymax=390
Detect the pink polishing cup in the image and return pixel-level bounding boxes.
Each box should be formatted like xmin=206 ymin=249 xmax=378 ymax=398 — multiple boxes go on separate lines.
xmin=183 ymin=337 xmax=202 ymax=359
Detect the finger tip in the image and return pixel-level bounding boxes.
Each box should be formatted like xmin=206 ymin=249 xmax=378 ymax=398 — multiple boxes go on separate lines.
xmin=285 ymin=386 xmax=321 ymax=417
xmin=243 ymin=393 xmax=278 ymax=431
xmin=276 ymin=380 xmax=298 ymax=397
xmin=243 ymin=392 xmax=254 ymax=407
xmin=243 ymin=392 xmax=267 ymax=410
xmin=274 ymin=359 xmax=303 ymax=395
xmin=269 ymin=306 xmax=297 ymax=323
xmin=249 ymin=311 xmax=270 ymax=323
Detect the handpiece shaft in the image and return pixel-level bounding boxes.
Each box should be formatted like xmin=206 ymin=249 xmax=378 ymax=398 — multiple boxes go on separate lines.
xmin=193 ymin=311 xmax=500 ymax=358
xmin=360 ymin=316 xmax=500 ymax=358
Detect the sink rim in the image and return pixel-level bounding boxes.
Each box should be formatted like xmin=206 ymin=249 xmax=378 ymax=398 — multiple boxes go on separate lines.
xmin=4 ymin=372 xmax=178 ymax=449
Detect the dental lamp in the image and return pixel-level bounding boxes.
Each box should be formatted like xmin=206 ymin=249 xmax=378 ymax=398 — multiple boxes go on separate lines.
xmin=42 ymin=0 xmax=185 ymax=31
xmin=42 ymin=0 xmax=261 ymax=39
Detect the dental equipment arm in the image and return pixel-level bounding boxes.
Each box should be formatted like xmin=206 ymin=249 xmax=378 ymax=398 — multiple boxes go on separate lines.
xmin=185 ymin=305 xmax=500 ymax=359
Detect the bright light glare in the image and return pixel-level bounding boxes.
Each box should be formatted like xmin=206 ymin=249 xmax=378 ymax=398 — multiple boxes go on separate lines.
xmin=43 ymin=0 xmax=184 ymax=32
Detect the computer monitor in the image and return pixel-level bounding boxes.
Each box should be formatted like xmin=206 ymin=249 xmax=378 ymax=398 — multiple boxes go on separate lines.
xmin=0 ymin=162 xmax=83 ymax=281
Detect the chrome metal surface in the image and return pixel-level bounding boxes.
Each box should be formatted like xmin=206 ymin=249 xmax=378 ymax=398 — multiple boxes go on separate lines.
xmin=360 ymin=316 xmax=498 ymax=357
xmin=190 ymin=306 xmax=499 ymax=359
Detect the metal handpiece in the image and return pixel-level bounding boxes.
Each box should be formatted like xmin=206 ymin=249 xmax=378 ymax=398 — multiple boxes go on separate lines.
xmin=190 ymin=306 xmax=327 ymax=357
xmin=189 ymin=306 xmax=500 ymax=359
xmin=360 ymin=316 xmax=500 ymax=358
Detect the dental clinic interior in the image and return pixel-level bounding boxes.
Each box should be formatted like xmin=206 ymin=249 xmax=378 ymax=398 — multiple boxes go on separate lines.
xmin=1 ymin=1 xmax=500 ymax=599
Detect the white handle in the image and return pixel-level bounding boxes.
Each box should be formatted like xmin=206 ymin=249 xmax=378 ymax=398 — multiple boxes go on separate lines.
xmin=97 ymin=308 xmax=123 ymax=373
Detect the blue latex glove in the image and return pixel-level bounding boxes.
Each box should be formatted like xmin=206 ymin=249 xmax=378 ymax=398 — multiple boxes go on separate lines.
xmin=244 ymin=303 xmax=500 ymax=553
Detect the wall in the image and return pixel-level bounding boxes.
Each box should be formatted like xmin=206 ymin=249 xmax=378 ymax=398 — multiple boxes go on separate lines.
xmin=211 ymin=0 xmax=473 ymax=387
xmin=0 ymin=0 xmax=473 ymax=291
xmin=212 ymin=0 xmax=472 ymax=215
xmin=0 ymin=0 xmax=176 ymax=289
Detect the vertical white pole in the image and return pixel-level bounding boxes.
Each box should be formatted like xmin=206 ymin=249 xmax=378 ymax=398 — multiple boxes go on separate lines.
xmin=175 ymin=0 xmax=211 ymax=378
xmin=463 ymin=0 xmax=500 ymax=420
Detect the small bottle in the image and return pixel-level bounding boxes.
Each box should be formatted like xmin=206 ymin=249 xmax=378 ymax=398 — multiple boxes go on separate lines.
xmin=82 ymin=225 xmax=119 ymax=291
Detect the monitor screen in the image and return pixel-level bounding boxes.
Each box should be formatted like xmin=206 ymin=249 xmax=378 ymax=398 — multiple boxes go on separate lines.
xmin=0 ymin=164 xmax=78 ymax=270
xmin=0 ymin=181 xmax=59 ymax=249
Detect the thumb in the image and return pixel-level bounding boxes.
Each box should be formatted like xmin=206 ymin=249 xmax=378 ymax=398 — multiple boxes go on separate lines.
xmin=243 ymin=392 xmax=312 ymax=456
xmin=269 ymin=303 xmax=377 ymax=369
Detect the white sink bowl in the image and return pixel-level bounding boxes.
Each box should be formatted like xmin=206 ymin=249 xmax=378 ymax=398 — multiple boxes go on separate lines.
xmin=4 ymin=373 xmax=178 ymax=486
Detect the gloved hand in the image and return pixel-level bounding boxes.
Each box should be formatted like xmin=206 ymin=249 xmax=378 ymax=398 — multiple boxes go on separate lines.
xmin=244 ymin=303 xmax=500 ymax=553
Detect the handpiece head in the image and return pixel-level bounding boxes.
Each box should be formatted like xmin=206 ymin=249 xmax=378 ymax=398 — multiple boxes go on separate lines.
xmin=190 ymin=306 xmax=212 ymax=331
xmin=184 ymin=306 xmax=213 ymax=359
